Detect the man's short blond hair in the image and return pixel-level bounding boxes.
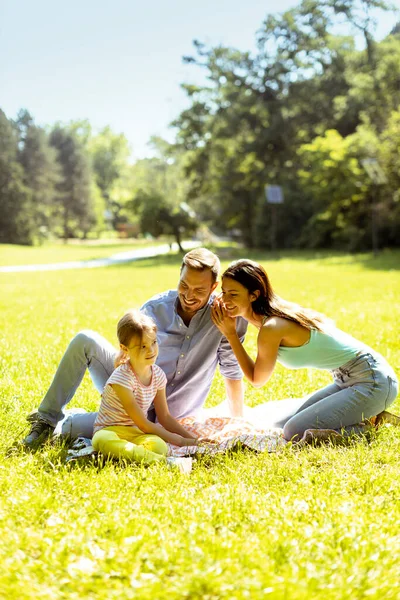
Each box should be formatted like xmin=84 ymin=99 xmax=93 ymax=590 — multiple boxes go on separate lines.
xmin=180 ymin=248 xmax=220 ymax=283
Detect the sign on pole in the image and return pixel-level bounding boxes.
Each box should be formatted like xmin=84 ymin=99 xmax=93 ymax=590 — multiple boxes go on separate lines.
xmin=264 ymin=185 xmax=283 ymax=251
xmin=265 ymin=185 xmax=284 ymax=204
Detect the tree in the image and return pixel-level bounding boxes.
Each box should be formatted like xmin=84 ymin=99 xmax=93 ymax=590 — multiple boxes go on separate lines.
xmin=49 ymin=126 xmax=94 ymax=240
xmin=129 ymin=142 xmax=198 ymax=250
xmin=88 ymin=126 xmax=132 ymax=229
xmin=171 ymin=0 xmax=396 ymax=248
xmin=0 ymin=110 xmax=34 ymax=244
xmin=130 ymin=190 xmax=197 ymax=252
xmin=378 ymin=109 xmax=400 ymax=244
xmin=15 ymin=110 xmax=60 ymax=240
xmin=173 ymin=2 xmax=354 ymax=245
xmin=296 ymin=129 xmax=371 ymax=249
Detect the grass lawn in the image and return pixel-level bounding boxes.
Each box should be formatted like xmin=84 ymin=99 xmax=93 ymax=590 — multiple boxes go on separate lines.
xmin=0 ymin=248 xmax=399 ymax=599
xmin=0 ymin=239 xmax=168 ymax=267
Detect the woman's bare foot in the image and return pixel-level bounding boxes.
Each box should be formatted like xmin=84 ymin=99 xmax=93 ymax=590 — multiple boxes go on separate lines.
xmin=374 ymin=411 xmax=400 ymax=428
xmin=296 ymin=429 xmax=344 ymax=446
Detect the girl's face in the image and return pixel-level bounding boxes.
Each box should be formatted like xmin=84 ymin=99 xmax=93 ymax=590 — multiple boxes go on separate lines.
xmin=221 ymin=277 xmax=258 ymax=317
xmin=123 ymin=330 xmax=159 ymax=370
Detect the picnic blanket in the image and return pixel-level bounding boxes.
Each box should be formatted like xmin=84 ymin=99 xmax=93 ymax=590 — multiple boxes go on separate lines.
xmin=167 ymin=416 xmax=285 ymax=456
xmin=65 ymin=416 xmax=286 ymax=463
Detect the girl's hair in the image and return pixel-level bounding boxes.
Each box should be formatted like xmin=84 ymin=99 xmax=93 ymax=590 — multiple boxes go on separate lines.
xmin=222 ymin=259 xmax=330 ymax=332
xmin=114 ymin=309 xmax=157 ymax=368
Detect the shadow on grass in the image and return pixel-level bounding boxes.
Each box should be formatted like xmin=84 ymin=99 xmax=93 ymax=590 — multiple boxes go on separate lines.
xmin=108 ymin=252 xmax=189 ymax=271
xmin=265 ymin=248 xmax=400 ymax=272
xmin=207 ymin=246 xmax=400 ymax=272
xmin=107 ymin=246 xmax=400 ymax=273
xmin=47 ymin=240 xmax=167 ymax=250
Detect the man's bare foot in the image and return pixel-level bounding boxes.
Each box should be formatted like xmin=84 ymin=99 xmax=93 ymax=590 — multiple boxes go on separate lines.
xmin=374 ymin=411 xmax=400 ymax=428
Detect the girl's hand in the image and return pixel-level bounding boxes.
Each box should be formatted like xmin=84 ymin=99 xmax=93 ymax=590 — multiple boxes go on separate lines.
xmin=211 ymin=299 xmax=237 ymax=338
xmin=180 ymin=437 xmax=198 ymax=447
xmin=197 ymin=436 xmax=219 ymax=445
xmin=169 ymin=434 xmax=198 ymax=447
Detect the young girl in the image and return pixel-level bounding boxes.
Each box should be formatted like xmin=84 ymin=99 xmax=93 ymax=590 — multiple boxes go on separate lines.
xmin=92 ymin=309 xmax=197 ymax=470
xmin=211 ymin=259 xmax=399 ymax=441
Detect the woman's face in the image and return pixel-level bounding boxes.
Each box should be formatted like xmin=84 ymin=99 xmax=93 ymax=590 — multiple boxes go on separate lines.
xmin=221 ymin=277 xmax=257 ymax=317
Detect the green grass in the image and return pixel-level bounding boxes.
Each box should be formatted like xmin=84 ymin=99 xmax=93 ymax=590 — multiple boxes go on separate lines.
xmin=0 ymin=248 xmax=399 ymax=599
xmin=0 ymin=239 xmax=167 ymax=267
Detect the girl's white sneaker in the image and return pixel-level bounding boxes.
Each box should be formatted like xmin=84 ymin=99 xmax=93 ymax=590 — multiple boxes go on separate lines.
xmin=166 ymin=456 xmax=193 ymax=474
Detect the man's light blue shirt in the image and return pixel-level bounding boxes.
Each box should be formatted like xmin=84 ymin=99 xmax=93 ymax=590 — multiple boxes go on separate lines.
xmin=141 ymin=290 xmax=247 ymax=418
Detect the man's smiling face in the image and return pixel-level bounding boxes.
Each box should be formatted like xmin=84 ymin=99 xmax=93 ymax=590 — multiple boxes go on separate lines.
xmin=177 ymin=266 xmax=218 ymax=317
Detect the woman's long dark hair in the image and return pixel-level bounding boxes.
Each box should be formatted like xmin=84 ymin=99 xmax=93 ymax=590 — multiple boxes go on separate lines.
xmin=222 ymin=260 xmax=329 ymax=331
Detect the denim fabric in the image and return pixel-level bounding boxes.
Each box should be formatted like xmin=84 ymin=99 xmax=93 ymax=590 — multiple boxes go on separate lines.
xmin=280 ymin=351 xmax=398 ymax=440
xmin=38 ymin=330 xmax=117 ymax=427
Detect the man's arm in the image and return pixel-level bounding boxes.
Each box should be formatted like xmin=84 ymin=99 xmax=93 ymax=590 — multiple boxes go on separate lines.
xmin=224 ymin=377 xmax=245 ymax=418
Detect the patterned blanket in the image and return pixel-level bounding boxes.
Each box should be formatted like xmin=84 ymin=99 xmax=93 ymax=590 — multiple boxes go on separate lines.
xmin=65 ymin=417 xmax=286 ymax=463
xmin=167 ymin=416 xmax=286 ymax=456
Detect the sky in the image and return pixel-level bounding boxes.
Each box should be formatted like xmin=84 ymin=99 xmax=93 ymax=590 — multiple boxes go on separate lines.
xmin=1 ymin=0 xmax=398 ymax=159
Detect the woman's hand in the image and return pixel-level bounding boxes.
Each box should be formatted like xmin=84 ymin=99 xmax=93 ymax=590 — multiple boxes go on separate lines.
xmin=211 ymin=297 xmax=237 ymax=338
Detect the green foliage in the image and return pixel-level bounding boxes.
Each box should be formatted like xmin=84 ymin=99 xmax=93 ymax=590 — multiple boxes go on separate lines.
xmin=0 ymin=110 xmax=35 ymax=244
xmin=49 ymin=126 xmax=95 ymax=240
xmin=87 ymin=126 xmax=132 ymax=229
xmin=129 ymin=144 xmax=199 ymax=250
xmin=131 ymin=190 xmax=197 ymax=252
xmin=0 ymin=250 xmax=399 ymax=598
xmin=16 ymin=110 xmax=61 ymax=242
xmin=378 ymin=109 xmax=400 ymax=242
xmin=296 ymin=129 xmax=368 ymax=249
xmin=2 ymin=0 xmax=400 ymax=249
xmin=0 ymin=112 xmax=135 ymax=244
xmin=172 ymin=0 xmax=399 ymax=250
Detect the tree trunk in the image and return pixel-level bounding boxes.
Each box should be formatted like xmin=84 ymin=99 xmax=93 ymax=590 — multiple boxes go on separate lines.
xmin=63 ymin=207 xmax=69 ymax=243
xmin=174 ymin=227 xmax=184 ymax=252
xmin=242 ymin=194 xmax=254 ymax=248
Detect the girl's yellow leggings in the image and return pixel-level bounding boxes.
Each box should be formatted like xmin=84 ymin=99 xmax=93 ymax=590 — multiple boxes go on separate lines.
xmin=92 ymin=425 xmax=168 ymax=465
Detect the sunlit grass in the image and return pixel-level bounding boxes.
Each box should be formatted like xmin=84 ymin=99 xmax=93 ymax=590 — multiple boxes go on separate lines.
xmin=0 ymin=238 xmax=167 ymax=267
xmin=0 ymin=249 xmax=399 ymax=599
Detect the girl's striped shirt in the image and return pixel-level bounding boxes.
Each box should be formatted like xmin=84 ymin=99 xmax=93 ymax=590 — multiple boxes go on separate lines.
xmin=93 ymin=362 xmax=167 ymax=433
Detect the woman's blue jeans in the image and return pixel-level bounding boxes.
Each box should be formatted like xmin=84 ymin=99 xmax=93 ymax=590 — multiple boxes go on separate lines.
xmin=273 ymin=352 xmax=398 ymax=440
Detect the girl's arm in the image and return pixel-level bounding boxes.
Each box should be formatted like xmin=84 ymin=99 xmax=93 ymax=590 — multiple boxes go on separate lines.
xmin=153 ymin=388 xmax=199 ymax=440
xmin=111 ymin=384 xmax=197 ymax=447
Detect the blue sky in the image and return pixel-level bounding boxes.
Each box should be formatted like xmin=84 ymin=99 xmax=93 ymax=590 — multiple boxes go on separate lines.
xmin=1 ymin=0 xmax=398 ymax=159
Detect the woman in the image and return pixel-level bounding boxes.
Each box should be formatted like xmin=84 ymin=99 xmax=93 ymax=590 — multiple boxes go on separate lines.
xmin=211 ymin=259 xmax=399 ymax=441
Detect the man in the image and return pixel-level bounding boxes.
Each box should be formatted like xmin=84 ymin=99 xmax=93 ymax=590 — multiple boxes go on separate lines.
xmin=23 ymin=248 xmax=247 ymax=447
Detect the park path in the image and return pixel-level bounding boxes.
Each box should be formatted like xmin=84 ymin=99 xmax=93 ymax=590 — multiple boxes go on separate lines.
xmin=0 ymin=241 xmax=201 ymax=273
